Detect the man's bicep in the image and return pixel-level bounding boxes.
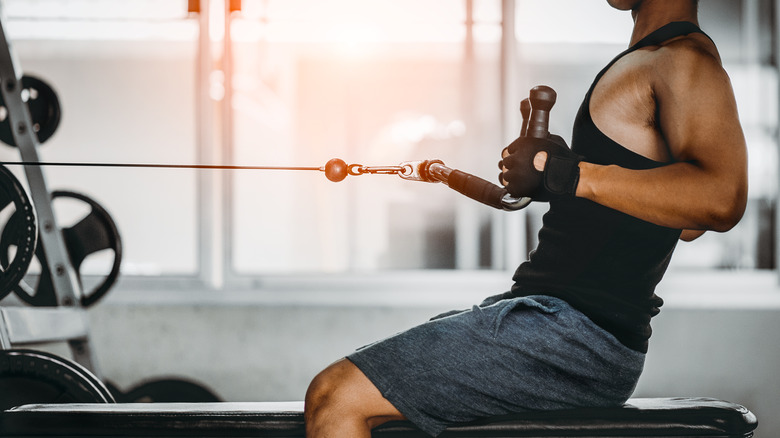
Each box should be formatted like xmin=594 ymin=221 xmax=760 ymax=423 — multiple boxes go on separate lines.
xmin=656 ymin=55 xmax=746 ymax=168
xmin=652 ymin=51 xmax=748 ymax=230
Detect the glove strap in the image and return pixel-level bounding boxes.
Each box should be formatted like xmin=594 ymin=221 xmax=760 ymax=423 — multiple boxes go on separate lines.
xmin=544 ymin=155 xmax=581 ymax=197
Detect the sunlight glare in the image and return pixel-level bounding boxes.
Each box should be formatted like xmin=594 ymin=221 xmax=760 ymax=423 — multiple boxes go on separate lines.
xmin=210 ymin=0 xmax=226 ymax=41
xmin=331 ymin=26 xmax=382 ymax=56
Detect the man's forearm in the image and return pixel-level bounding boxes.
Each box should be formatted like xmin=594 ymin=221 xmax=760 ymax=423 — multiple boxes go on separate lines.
xmin=576 ymin=161 xmax=746 ymax=232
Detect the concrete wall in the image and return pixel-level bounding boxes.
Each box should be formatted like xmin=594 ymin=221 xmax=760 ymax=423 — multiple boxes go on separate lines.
xmin=57 ymin=271 xmax=779 ymax=438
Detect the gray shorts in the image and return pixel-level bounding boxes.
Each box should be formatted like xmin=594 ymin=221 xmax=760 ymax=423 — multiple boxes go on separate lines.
xmin=347 ymin=294 xmax=646 ymax=437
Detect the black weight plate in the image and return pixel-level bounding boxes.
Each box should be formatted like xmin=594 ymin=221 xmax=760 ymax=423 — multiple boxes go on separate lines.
xmin=0 ymin=190 xmax=121 ymax=307
xmin=0 ymin=75 xmax=62 ymax=146
xmin=102 ymin=379 xmax=124 ymax=402
xmin=0 ymin=166 xmax=36 ymax=301
xmin=112 ymin=377 xmax=222 ymax=403
xmin=0 ymin=349 xmax=114 ymax=411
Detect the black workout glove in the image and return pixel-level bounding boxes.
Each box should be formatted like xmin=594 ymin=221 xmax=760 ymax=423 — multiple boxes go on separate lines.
xmin=500 ymin=134 xmax=582 ymax=201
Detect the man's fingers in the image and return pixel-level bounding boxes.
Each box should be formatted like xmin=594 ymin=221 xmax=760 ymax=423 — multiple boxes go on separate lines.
xmin=500 ymin=147 xmax=546 ymax=188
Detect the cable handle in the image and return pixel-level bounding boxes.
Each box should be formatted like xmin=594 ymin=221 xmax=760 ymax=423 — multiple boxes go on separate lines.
xmin=370 ymin=86 xmax=556 ymax=211
xmin=499 ymin=97 xmax=531 ymax=209
xmin=527 ymin=85 xmax=556 ymax=139
xmin=431 ymin=162 xmax=531 ymax=211
xmin=1 ymin=86 xmax=557 ymax=212
xmin=498 ymin=85 xmax=557 ymax=209
xmin=395 ymin=160 xmax=529 ymax=211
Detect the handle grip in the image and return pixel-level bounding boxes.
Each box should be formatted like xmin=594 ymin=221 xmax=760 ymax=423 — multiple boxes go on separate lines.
xmin=423 ymin=161 xmax=530 ymax=211
xmin=527 ymin=85 xmax=556 ymax=139
xmin=498 ymin=85 xmax=557 ymax=208
xmin=519 ymin=98 xmax=531 ymax=137
xmin=499 ymin=96 xmax=537 ymax=208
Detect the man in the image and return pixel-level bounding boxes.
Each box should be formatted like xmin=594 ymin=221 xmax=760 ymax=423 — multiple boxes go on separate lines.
xmin=304 ymin=0 xmax=748 ymax=437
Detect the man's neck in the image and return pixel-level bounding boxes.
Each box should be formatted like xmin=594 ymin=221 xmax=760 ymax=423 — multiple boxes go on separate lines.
xmin=628 ymin=0 xmax=699 ymax=46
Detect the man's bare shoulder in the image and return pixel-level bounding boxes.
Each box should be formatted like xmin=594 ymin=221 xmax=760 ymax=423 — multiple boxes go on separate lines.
xmin=650 ymin=33 xmax=727 ymax=89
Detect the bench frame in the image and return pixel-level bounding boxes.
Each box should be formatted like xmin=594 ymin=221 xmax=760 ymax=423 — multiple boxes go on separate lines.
xmin=1 ymin=397 xmax=758 ymax=438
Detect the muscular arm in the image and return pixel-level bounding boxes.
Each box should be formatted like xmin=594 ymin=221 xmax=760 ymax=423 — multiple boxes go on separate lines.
xmin=575 ymin=45 xmax=748 ymax=232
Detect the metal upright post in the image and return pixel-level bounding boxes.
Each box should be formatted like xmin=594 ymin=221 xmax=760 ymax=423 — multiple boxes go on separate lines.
xmin=0 ymin=13 xmax=98 ymax=373
xmin=455 ymin=0 xmax=480 ymax=270
xmin=196 ymin=0 xmax=227 ymax=290
xmin=222 ymin=0 xmax=234 ymax=286
xmin=775 ymin=0 xmax=780 ymax=281
xmin=495 ymin=0 xmax=527 ymax=271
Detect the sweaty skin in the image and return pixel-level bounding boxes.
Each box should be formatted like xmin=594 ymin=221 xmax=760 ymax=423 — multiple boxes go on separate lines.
xmin=511 ymin=0 xmax=748 ymax=242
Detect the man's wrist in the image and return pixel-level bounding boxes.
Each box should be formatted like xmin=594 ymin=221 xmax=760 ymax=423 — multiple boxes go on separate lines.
xmin=575 ymin=161 xmax=596 ymax=199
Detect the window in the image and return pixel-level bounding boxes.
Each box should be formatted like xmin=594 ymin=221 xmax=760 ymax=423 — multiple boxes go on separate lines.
xmin=1 ymin=0 xmax=199 ymax=277
xmin=229 ymin=0 xmax=506 ymax=274
xmin=1 ymin=0 xmax=775 ymax=291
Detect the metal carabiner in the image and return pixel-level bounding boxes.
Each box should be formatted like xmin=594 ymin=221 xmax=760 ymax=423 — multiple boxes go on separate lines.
xmin=347 ymin=164 xmax=406 ymax=176
xmin=396 ymin=161 xmax=426 ymax=181
xmin=396 ymin=160 xmax=445 ymax=183
xmin=364 ymin=165 xmax=406 ymax=175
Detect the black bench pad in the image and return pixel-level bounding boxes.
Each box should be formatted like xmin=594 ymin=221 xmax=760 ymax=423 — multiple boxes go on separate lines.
xmin=0 ymin=397 xmax=757 ymax=437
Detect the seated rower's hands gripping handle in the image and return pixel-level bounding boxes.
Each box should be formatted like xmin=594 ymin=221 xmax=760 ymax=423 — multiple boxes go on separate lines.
xmin=499 ymin=98 xmax=534 ymax=208
xmin=417 ymin=96 xmax=536 ymax=211
xmin=444 ymin=94 xmax=535 ymax=210
xmin=443 ymin=94 xmax=536 ymax=211
xmin=502 ymin=85 xmax=582 ymax=201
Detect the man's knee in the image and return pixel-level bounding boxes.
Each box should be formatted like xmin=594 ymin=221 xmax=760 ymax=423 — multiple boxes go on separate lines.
xmin=304 ymin=358 xmax=404 ymax=428
xmin=305 ymin=359 xmax=359 ymax=419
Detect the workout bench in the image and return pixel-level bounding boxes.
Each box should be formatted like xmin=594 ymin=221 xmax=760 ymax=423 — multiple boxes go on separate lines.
xmin=1 ymin=398 xmax=758 ymax=437
xmin=0 ymin=338 xmax=759 ymax=438
xmin=0 ymin=348 xmax=759 ymax=437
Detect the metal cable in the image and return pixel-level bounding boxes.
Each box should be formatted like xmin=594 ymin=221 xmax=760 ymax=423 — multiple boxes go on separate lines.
xmin=0 ymin=161 xmax=323 ymax=171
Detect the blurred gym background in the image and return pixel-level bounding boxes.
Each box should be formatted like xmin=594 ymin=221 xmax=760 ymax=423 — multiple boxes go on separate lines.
xmin=0 ymin=0 xmax=777 ymax=436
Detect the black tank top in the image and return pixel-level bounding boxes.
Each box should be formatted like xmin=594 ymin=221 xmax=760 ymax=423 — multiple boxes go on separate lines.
xmin=510 ymin=22 xmax=709 ymax=353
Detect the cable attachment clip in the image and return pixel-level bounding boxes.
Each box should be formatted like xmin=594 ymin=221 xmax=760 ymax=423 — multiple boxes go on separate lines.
xmin=347 ymin=164 xmax=406 ymax=176
xmin=323 ymin=158 xmax=418 ymax=182
xmin=397 ymin=160 xmax=445 ymax=183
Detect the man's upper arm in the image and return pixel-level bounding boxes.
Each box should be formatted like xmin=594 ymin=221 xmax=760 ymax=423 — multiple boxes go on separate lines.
xmin=654 ymin=45 xmax=744 ymax=162
xmin=653 ymin=43 xmax=748 ymax=224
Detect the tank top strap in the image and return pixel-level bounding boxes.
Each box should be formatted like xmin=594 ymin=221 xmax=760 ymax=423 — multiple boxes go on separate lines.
xmin=631 ymin=21 xmax=712 ymax=50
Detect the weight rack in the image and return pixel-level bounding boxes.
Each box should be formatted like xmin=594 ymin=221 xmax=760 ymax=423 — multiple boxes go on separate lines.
xmin=0 ymin=10 xmax=99 ymax=374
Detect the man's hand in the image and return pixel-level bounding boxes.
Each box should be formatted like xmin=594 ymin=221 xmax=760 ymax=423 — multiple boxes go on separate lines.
xmin=500 ymin=134 xmax=582 ymax=201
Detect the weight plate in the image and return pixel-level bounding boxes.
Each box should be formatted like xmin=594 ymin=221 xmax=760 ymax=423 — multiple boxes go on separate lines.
xmin=0 ymin=349 xmax=114 ymax=411
xmin=0 ymin=165 xmax=36 ymax=301
xmin=110 ymin=377 xmax=222 ymax=403
xmin=0 ymin=190 xmax=120 ymax=307
xmin=0 ymin=75 xmax=62 ymax=146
